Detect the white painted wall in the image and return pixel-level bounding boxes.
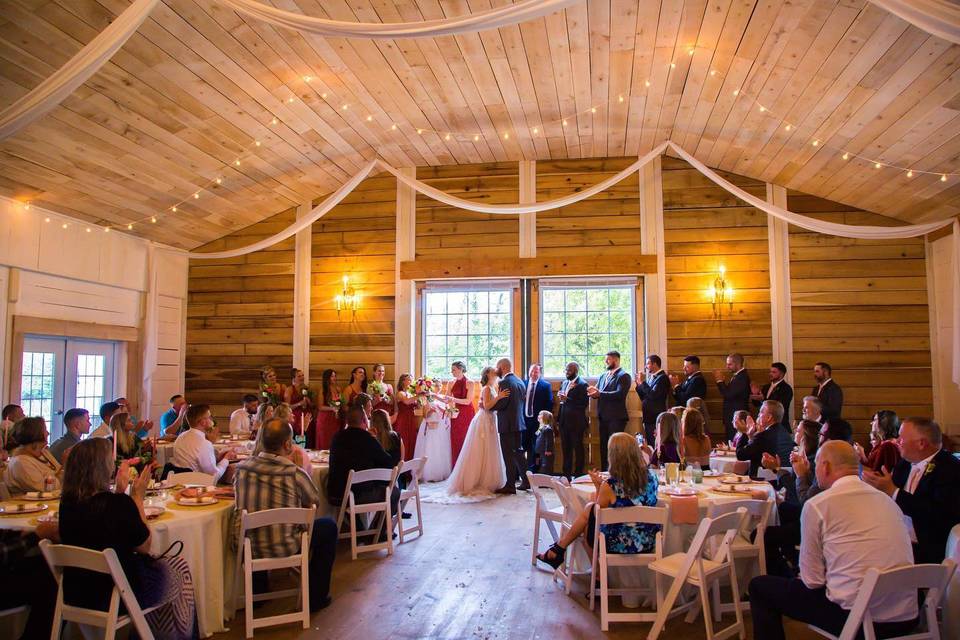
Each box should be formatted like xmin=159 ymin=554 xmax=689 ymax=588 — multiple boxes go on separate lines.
xmin=0 ymin=197 xmax=187 ymax=423
xmin=929 ymin=234 xmax=960 ymax=433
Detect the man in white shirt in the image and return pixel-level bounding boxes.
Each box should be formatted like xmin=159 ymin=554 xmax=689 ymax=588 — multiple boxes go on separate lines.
xmin=229 ymin=394 xmax=260 ymax=437
xmin=171 ymin=404 xmax=236 ymax=483
xmin=748 ymin=441 xmax=918 ymax=640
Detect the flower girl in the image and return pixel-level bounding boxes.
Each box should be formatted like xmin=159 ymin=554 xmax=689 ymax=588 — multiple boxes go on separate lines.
xmin=413 ymin=377 xmax=453 ymax=481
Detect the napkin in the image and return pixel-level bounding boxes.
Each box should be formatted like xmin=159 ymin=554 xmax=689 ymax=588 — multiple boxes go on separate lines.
xmin=732 ymin=461 xmax=750 ymax=475
xmin=670 ymin=495 xmax=699 ymax=525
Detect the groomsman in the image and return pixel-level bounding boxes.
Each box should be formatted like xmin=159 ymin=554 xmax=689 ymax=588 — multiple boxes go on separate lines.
xmin=751 ymin=362 xmax=793 ymax=428
xmin=670 ymin=355 xmax=707 ymax=406
xmin=714 ymin=353 xmax=751 ymax=442
xmin=557 ymin=362 xmax=588 ymax=479
xmin=812 ymin=362 xmax=843 ymax=420
xmin=522 ymin=364 xmax=553 ymax=471
xmin=636 ymin=355 xmax=670 ymax=444
xmin=587 ymin=351 xmax=632 ymax=470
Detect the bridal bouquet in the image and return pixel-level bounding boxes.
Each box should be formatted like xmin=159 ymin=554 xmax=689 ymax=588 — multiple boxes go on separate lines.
xmin=413 ymin=376 xmax=439 ymax=408
xmin=368 ymin=380 xmax=387 ymax=398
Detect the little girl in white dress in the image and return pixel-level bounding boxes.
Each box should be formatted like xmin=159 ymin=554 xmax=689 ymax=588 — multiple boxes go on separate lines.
xmin=414 ymin=402 xmax=452 ymax=482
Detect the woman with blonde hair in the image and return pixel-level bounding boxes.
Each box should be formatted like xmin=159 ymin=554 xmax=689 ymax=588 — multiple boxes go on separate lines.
xmin=650 ymin=411 xmax=682 ymax=467
xmin=681 ymin=408 xmax=712 ymax=468
xmin=685 ymin=397 xmax=711 ymax=435
xmin=255 ymin=403 xmax=312 ymax=476
xmin=536 ymin=432 xmax=660 ymax=568
xmin=369 ymin=409 xmax=402 ymax=468
xmin=109 ymin=413 xmax=154 ymax=461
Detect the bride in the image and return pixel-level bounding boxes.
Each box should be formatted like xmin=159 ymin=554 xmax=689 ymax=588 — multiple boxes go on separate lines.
xmin=446 ymin=366 xmax=509 ymax=497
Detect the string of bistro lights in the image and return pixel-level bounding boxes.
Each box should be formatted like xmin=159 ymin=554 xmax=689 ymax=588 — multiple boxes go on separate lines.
xmin=13 ymin=45 xmax=959 ymax=236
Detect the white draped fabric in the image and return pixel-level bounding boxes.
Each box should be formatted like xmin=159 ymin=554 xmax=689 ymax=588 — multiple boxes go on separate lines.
xmin=869 ymin=0 xmax=960 ymax=45
xmin=0 ymin=0 xmax=160 ymax=141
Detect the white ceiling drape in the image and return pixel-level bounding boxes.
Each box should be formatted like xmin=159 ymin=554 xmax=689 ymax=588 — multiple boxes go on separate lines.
xmin=868 ymin=0 xmax=960 ymax=45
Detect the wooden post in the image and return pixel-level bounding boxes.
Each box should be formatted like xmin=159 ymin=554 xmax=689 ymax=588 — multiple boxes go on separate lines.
xmin=765 ymin=184 xmax=795 ymax=421
xmin=395 ymin=168 xmax=417 ymax=377
xmin=293 ymin=201 xmax=313 ymax=380
xmin=640 ymin=156 xmax=667 ymax=364
xmin=519 ymin=160 xmax=536 ymax=258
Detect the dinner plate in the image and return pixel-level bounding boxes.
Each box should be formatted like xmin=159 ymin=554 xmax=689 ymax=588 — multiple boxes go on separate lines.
xmin=0 ymin=503 xmax=48 ymax=515
xmin=37 ymin=510 xmax=59 ymax=523
xmin=661 ymin=485 xmax=700 ymax=496
xmin=176 ymin=496 xmax=218 ymax=506
xmin=144 ymin=506 xmax=166 ymax=519
xmin=711 ymin=484 xmax=755 ymax=494
xmin=702 ymin=470 xmax=722 ymax=477
xmin=22 ymin=490 xmax=61 ymax=501
xmin=719 ymin=475 xmax=752 ymax=485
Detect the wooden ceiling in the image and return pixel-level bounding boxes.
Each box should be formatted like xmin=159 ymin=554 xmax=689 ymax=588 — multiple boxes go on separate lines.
xmin=2 ymin=0 xmax=959 ymax=248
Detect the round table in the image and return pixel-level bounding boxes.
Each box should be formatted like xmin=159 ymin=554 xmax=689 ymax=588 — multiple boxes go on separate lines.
xmin=709 ymin=452 xmax=742 ymax=474
xmin=155 ymin=439 xmax=254 ymax=469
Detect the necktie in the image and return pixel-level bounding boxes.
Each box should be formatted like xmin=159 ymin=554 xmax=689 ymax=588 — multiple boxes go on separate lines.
xmin=906 ymin=465 xmax=925 ymax=494
xmin=525 ymin=382 xmax=535 ymax=418
xmin=248 ymin=413 xmax=254 ymax=429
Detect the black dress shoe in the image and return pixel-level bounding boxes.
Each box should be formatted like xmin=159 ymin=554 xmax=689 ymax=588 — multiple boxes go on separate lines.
xmin=517 ymin=482 xmax=531 ymax=491
xmin=401 ymin=512 xmax=413 ymax=519
xmin=494 ymin=487 xmax=517 ymax=495
xmin=310 ymin=595 xmax=332 ymax=612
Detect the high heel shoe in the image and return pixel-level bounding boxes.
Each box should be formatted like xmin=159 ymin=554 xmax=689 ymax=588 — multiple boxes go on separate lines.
xmin=536 ymin=543 xmax=566 ymax=569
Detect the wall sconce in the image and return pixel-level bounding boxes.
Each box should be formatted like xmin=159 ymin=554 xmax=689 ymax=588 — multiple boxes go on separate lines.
xmin=707 ymin=265 xmax=734 ymax=319
xmin=335 ymin=275 xmax=360 ymax=319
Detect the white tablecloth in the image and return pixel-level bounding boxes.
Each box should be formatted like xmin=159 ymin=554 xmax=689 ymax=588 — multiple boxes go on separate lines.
xmin=155 ymin=439 xmax=252 ymax=470
xmin=709 ymin=452 xmax=742 ymax=474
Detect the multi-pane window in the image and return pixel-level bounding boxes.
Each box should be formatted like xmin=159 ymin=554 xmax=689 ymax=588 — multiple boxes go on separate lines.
xmin=541 ymin=286 xmax=635 ymax=378
xmin=423 ymin=289 xmax=512 ymax=379
xmin=20 ymin=352 xmax=56 ymax=426
xmin=76 ymin=354 xmax=106 ymax=429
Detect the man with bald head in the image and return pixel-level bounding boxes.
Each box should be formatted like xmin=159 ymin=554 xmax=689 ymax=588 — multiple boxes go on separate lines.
xmin=748 ymin=441 xmax=917 ymax=640
xmin=235 ymin=417 xmax=337 ymax=611
xmin=491 ymin=358 xmax=529 ymax=493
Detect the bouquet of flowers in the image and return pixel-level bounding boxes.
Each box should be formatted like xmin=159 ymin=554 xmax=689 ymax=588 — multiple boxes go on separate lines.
xmin=259 ymin=382 xmax=283 ymax=407
xmin=368 ymin=380 xmax=387 ymax=398
xmin=300 ymin=385 xmax=314 ymax=400
xmin=413 ymin=376 xmax=440 ymax=408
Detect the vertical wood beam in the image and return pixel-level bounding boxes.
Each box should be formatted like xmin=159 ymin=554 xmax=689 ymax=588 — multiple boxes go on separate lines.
xmin=519 ymin=160 xmax=536 ymax=258
xmin=293 ymin=201 xmax=312 ymax=379
xmin=395 ymin=168 xmax=417 ymax=377
xmin=766 ymin=184 xmax=795 ymax=418
xmin=640 ymin=156 xmax=667 ymax=365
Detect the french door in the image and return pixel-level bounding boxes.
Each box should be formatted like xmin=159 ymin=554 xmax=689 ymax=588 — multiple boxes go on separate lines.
xmin=20 ymin=337 xmax=116 ymax=441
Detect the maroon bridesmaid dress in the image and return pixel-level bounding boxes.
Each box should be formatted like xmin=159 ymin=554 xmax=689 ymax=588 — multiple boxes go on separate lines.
xmin=314 ymin=391 xmax=343 ymax=450
xmin=448 ymin=377 xmax=475 ymax=466
xmin=394 ymin=399 xmax=418 ymax=461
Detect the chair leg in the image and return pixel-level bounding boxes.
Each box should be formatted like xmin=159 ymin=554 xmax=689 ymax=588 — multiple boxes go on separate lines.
xmin=415 ymin=490 xmax=424 ymax=536
xmin=728 ymin=564 xmax=746 ymax=640
xmin=244 ymin=558 xmax=254 ymax=638
xmin=700 ymin=580 xmax=715 ymax=640
xmin=350 ymin=509 xmax=358 ymax=561
xmin=712 ymin=578 xmax=723 ymax=622
xmin=545 ymin=518 xmax=559 ymax=542
xmin=532 ymin=511 xmax=541 ymax=566
xmin=647 ymin=573 xmax=685 ymax=640
xmin=599 ymin=553 xmax=609 ymax=631
xmin=301 ymin=554 xmax=310 ymax=629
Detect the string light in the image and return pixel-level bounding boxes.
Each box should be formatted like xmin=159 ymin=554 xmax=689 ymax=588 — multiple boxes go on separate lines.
xmin=532 ymin=127 xmax=539 ymax=134
xmin=127 ymin=223 xmax=133 ymax=230
xmin=907 ymin=170 xmax=914 ymax=178
xmin=732 ymin=89 xmax=739 ymax=96
xmin=842 ymin=153 xmax=849 ymax=160
xmin=193 ymin=193 xmax=199 ymax=199
xmin=710 ymin=70 xmax=716 ymax=76
xmin=812 ymin=140 xmax=820 ymax=146
xmin=23 ymin=202 xmax=30 ymax=210
xmin=590 ymin=107 xmax=597 ymax=113
xmin=150 ymin=216 xmax=157 ymax=223
xmin=215 ymin=177 xmax=222 ymax=184
xmin=61 ymin=223 xmax=68 ymax=229
xmin=474 ymin=134 xmax=480 ymax=141
xmin=235 ymin=160 xmax=241 ymax=166
xmin=271 ymin=118 xmax=278 ymax=125
xmin=562 ymin=119 xmax=568 ymax=126
xmin=321 ymin=93 xmax=327 ymax=99
xmin=645 ymin=80 xmax=651 ymax=87
xmin=303 ymin=75 xmax=311 ymax=82
xmin=874 ymin=162 xmax=882 ymax=169
xmin=341 ymin=104 xmax=348 ymax=110
xmin=503 ymin=132 xmax=509 ymax=139
xmin=171 ymin=206 xmax=177 ymax=212
xmin=618 ymin=95 xmax=624 ymax=103
xmin=287 ymin=97 xmax=294 ymax=103
xmin=688 ymin=48 xmax=695 ymax=56
xmin=104 ymin=227 xmax=110 ymax=233
xmin=759 ymin=105 xmax=766 ymax=112
xmin=85 ymin=227 xmax=91 ymax=233
xmin=366 ymin=115 xmax=373 ymax=121
xmin=391 ymin=124 xmax=397 ymax=131
xmin=44 ymin=217 xmax=50 ymax=223
xmin=444 ymin=133 xmax=451 ymax=141
xmin=670 ymin=62 xmax=676 ymax=68
xmin=785 ymin=124 xmax=791 ymax=131
xmin=254 ymin=140 xmax=261 ymax=147
xmin=941 ymin=174 xmax=948 ymax=182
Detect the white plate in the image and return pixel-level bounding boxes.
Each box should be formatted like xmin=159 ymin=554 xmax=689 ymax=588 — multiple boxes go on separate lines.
xmin=176 ymin=497 xmax=218 ymax=506
xmin=719 ymin=475 xmax=752 ymax=485
xmin=22 ymin=491 xmax=60 ymax=501
xmin=711 ymin=484 xmax=755 ymax=494
xmin=144 ymin=506 xmax=166 ymax=519
xmin=702 ymin=470 xmax=722 ymax=477
xmin=0 ymin=503 xmax=48 ymax=515
xmin=661 ymin=485 xmax=699 ymax=496
xmin=37 ymin=511 xmax=59 ymax=523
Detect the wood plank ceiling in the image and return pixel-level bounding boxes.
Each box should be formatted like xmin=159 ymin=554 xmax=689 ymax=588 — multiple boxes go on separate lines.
xmin=1 ymin=0 xmax=959 ymax=248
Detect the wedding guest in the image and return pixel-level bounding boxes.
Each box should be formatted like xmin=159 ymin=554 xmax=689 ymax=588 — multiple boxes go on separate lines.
xmin=0 ymin=404 xmax=23 ymax=460
xmin=4 ymin=418 xmax=62 ymax=495
xmin=351 ymin=392 xmax=373 ymax=420
xmin=229 ymin=394 xmax=260 ymax=437
xmin=253 ymin=402 xmax=273 ymax=434
xmin=315 ymin=368 xmax=342 ymax=450
xmin=270 ymin=404 xmax=313 ymax=476
xmin=522 ymin=364 xmax=553 ymax=471
xmin=284 ymin=368 xmax=314 ymax=438
xmin=557 ymin=361 xmax=588 ymax=479
xmin=369 ymin=363 xmax=396 ymax=416
xmin=90 ymin=401 xmax=121 ymax=438
xmin=681 ymin=408 xmax=711 ymax=468
xmin=49 ymin=408 xmax=91 ymax=464
xmin=341 ymin=366 xmax=368 ymax=408
xmin=114 ymin=397 xmax=144 ymax=437
xmin=736 ymin=400 xmax=793 ymax=477
xmin=160 ymin=394 xmax=188 ymax=437
xmin=863 ymin=417 xmax=960 ymax=564
xmin=750 ymin=362 xmax=793 ymax=428
xmin=818 ymin=417 xmax=853 ymax=446
xmin=854 ymin=410 xmax=901 ymax=473
xmin=749 ymin=441 xmax=918 ymax=640
xmin=446 ymin=361 xmax=476 ymax=466
xmin=685 ymin=397 xmax=711 ymax=436
xmin=811 ymin=362 xmax=843 ymax=420
xmin=394 ymin=373 xmax=419 ymax=461
xmin=369 ymin=409 xmax=402 ymax=469
xmin=587 ymin=351 xmax=632 ymax=470
xmin=234 ymin=418 xmax=337 ymax=611
xmin=669 ymin=406 xmax=685 ymax=420
xmin=59 ymin=438 xmax=197 ymax=638
xmin=111 ymin=413 xmax=154 ymax=460
xmin=636 ymin=355 xmax=670 ymax=444
xmin=0 ymin=528 xmax=56 ymax=638
xmin=536 ymin=432 xmax=660 ymax=568
xmin=731 ymin=409 xmax=749 ymax=447
xmin=171 ymin=404 xmax=235 ymax=483
xmin=259 ymin=365 xmax=285 ymax=406
xmin=670 ymin=355 xmax=706 ymax=406
xmin=650 ymin=411 xmax=682 ymax=467
xmin=801 ymin=395 xmax=823 ymax=423
xmin=532 ymin=411 xmax=556 ymax=475
xmin=714 ymin=353 xmax=751 ymax=441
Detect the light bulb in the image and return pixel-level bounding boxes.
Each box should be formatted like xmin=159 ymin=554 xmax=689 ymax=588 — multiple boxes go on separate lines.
xmin=150 ymin=216 xmax=157 ymax=223
xmin=733 ymin=89 xmax=739 ymax=96
xmin=104 ymin=227 xmax=110 ymax=233
xmin=44 ymin=217 xmax=50 ymax=223
xmin=759 ymin=105 xmax=766 ymax=112
xmin=562 ymin=119 xmax=568 ymax=126
xmin=391 ymin=124 xmax=397 ymax=130
xmin=171 ymin=206 xmax=177 ymax=212
xmin=235 ymin=160 xmax=241 ymax=166
xmin=287 ymin=97 xmax=294 ymax=103
xmin=444 ymin=134 xmax=451 ymax=141
xmin=503 ymin=132 xmax=509 ymax=139
xmin=719 ymin=265 xmax=726 ymax=275
xmin=874 ymin=162 xmax=882 ymax=169
xmin=645 ymin=80 xmax=651 ymax=87
xmin=417 ymin=129 xmax=423 ymax=134
xmin=906 ymin=170 xmax=913 ymax=178
xmin=532 ymin=127 xmax=538 ymax=134
xmin=688 ymin=48 xmax=695 ymax=56
xmin=193 ymin=193 xmax=199 ymax=199
xmin=785 ymin=124 xmax=791 ymax=131
xmin=670 ymin=62 xmax=676 ymax=68
xmin=61 ymin=223 xmax=68 ymax=229
xmin=341 ymin=104 xmax=348 ymax=110
xmin=85 ymin=227 xmax=91 ymax=233
xmin=709 ymin=70 xmax=716 ymax=76
xmin=255 ymin=140 xmax=261 ymax=146
xmin=303 ymin=75 xmax=311 ymax=82
xmin=618 ymin=95 xmax=624 ymax=103
xmin=473 ymin=135 xmax=479 ymax=141
xmin=842 ymin=153 xmax=849 ymax=160
xmin=321 ymin=92 xmax=327 ymax=98
xmin=216 ymin=177 xmax=222 ymax=184
xmin=590 ymin=107 xmax=596 ymax=113
xmin=941 ymin=174 xmax=948 ymax=182
xmin=271 ymin=118 xmax=278 ymax=125
xmin=127 ymin=223 xmax=133 ymax=230
xmin=24 ymin=202 xmax=30 ymax=210
xmin=366 ymin=115 xmax=373 ymax=121
xmin=812 ymin=140 xmax=819 ymax=146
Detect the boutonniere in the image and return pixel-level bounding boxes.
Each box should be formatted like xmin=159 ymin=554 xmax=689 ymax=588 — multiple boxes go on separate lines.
xmin=924 ymin=462 xmax=936 ymax=476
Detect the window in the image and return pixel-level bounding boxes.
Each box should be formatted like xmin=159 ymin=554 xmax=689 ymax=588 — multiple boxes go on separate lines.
xmin=76 ymin=354 xmax=107 ymax=429
xmin=423 ymin=289 xmax=512 ymax=379
xmin=541 ymin=285 xmax=635 ymax=378
xmin=21 ymin=352 xmax=56 ymax=426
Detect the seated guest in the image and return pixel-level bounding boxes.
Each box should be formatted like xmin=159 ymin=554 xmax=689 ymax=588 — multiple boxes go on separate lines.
xmin=650 ymin=411 xmax=682 ymax=467
xmin=59 ymin=438 xmax=197 ymax=638
xmin=229 ymin=394 xmax=260 ymax=437
xmin=352 ymin=392 xmax=373 ymax=420
xmin=114 ymin=397 xmax=145 ymax=438
xmin=369 ymin=409 xmax=402 ymax=469
xmin=680 ymin=407 xmax=711 ymax=468
xmin=863 ymin=417 xmax=960 ymax=564
xmin=4 ymin=418 xmax=61 ymax=495
xmin=749 ymin=441 xmax=917 ymax=640
xmin=855 ymin=410 xmax=901 ymax=473
xmin=49 ymin=408 xmax=91 ymax=464
xmin=0 ymin=404 xmax=24 ymax=456
xmin=254 ymin=402 xmax=273 ymax=435
xmin=668 ymin=406 xmax=685 ymax=420
xmin=171 ymin=404 xmax=236 ymax=483
xmin=685 ymin=396 xmax=711 ymax=436
xmin=89 ymin=401 xmax=121 ymax=438
xmin=160 ymin=394 xmax=189 ymax=437
xmin=736 ymin=400 xmax=793 ymax=477
xmin=234 ymin=418 xmax=337 ymax=611
xmin=270 ymin=404 xmax=313 ymax=476
xmin=535 ymin=432 xmax=660 ymax=568
xmin=731 ymin=409 xmax=749 ymax=447
xmin=111 ymin=412 xmax=155 ymax=461
xmin=801 ymin=395 xmax=823 ymax=424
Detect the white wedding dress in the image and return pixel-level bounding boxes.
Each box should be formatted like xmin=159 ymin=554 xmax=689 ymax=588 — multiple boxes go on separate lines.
xmin=414 ymin=408 xmax=452 ymax=482
xmin=446 ymin=386 xmax=507 ymax=497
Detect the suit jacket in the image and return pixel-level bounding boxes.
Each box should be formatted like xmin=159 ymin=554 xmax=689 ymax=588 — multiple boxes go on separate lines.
xmin=673 ymin=372 xmax=707 ymax=406
xmin=636 ymin=370 xmax=670 ymax=425
xmin=717 ymin=369 xmax=751 ymax=429
xmin=735 ymin=422 xmax=794 ymax=478
xmin=491 ymin=372 xmax=527 ymax=434
xmin=596 ymin=368 xmax=632 ymax=423
xmin=753 ymin=380 xmax=794 ymax=428
xmin=892 ymin=449 xmax=960 ymax=564
xmin=812 ymin=379 xmax=843 ymax=420
xmin=558 ymin=376 xmax=589 ymax=433
xmin=522 ymin=378 xmax=554 ymax=433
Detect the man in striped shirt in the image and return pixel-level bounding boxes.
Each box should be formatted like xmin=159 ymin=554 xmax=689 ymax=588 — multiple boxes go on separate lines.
xmin=234 ymin=418 xmax=337 ymax=611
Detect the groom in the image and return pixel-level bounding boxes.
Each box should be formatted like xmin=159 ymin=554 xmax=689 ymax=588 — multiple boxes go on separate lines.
xmin=492 ymin=357 xmax=529 ymax=494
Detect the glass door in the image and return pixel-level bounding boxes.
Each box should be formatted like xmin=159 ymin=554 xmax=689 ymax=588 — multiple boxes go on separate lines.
xmin=66 ymin=341 xmax=115 ymax=433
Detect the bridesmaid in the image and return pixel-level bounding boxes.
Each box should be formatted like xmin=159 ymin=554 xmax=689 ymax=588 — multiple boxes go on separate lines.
xmin=394 ymin=373 xmax=418 ymax=461
xmin=445 ymin=361 xmax=476 ymax=467
xmin=314 ymin=369 xmax=343 ymax=450
xmin=341 ymin=366 xmax=368 ymax=408
xmin=260 ymin=366 xmax=286 ymax=406
xmin=284 ymin=368 xmax=315 ymax=442
xmin=370 ymin=363 xmax=396 ymax=417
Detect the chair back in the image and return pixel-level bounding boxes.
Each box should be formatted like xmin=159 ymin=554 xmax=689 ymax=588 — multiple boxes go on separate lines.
xmin=242 ymin=506 xmax=315 ymax=534
xmin=551 ymin=479 xmax=584 ymax=526
xmin=527 ymin=472 xmax=561 ymax=512
xmin=690 ymin=508 xmax=748 ymax=564
xmin=706 ymin=498 xmax=772 ymax=540
xmin=167 ymin=471 xmax=215 ymax=486
xmin=399 ymin=457 xmax=427 ymax=487
xmin=349 ymin=467 xmax=395 ymax=485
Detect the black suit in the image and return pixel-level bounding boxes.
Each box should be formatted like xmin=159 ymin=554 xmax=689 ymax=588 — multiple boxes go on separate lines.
xmin=636 ymin=371 xmax=670 ymax=444
xmin=673 ymin=371 xmax=707 ymax=407
xmin=595 ymin=368 xmax=631 ymax=470
xmin=736 ymin=422 xmax=794 ymax=478
xmin=891 ymin=449 xmax=960 ymax=564
xmin=491 ymin=372 xmax=528 ymax=490
xmin=812 ymin=379 xmax=843 ymax=421
xmin=753 ymin=380 xmax=794 ymax=429
xmin=558 ymin=376 xmax=589 ymax=478
xmin=521 ymin=378 xmax=553 ymax=470
xmin=718 ymin=369 xmax=751 ymax=441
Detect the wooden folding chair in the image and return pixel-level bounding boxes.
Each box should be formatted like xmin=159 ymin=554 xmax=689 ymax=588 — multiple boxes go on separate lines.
xmin=527 ymin=471 xmax=566 ymax=567
xmin=398 ymin=457 xmax=427 ymax=543
xmin=334 ymin=466 xmax=400 ymax=559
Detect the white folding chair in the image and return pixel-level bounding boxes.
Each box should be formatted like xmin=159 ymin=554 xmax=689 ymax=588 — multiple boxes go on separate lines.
xmin=647 ymin=508 xmax=748 ymax=640
xmin=237 ymin=506 xmax=316 ymax=638
xmin=527 ymin=471 xmax=567 ymax=567
xmin=808 ymin=559 xmax=956 ymax=640
xmin=39 ymin=540 xmax=162 ymax=640
xmin=550 ymin=479 xmax=593 ymax=595
xmin=167 ymin=471 xmax=215 ymax=486
xmin=942 ymin=524 xmax=960 ymax=639
xmin=398 ymin=457 xmax=427 ymax=543
xmin=705 ymin=497 xmax=773 ymax=616
xmin=590 ymin=503 xmax=670 ymax=630
xmin=334 ymin=466 xmax=400 ymax=559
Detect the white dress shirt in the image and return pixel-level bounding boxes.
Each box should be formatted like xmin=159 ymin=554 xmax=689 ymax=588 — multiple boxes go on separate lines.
xmin=89 ymin=422 xmax=112 ymax=438
xmin=800 ymin=475 xmax=916 ymax=621
xmin=171 ymin=428 xmax=228 ymax=482
xmin=229 ymin=408 xmax=256 ymax=435
xmin=766 ymin=379 xmax=783 ymax=399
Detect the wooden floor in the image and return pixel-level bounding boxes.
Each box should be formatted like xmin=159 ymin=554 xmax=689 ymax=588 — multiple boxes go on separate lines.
xmin=215 ymin=491 xmax=820 ymax=639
